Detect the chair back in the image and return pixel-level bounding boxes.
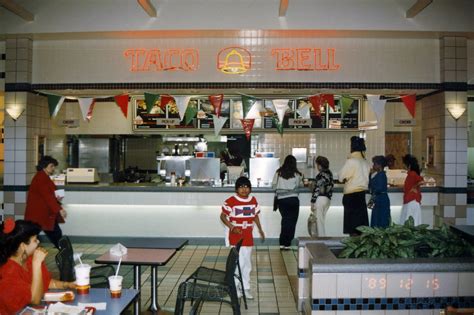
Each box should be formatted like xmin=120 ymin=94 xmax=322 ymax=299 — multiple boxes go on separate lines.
xmin=58 ymin=236 xmax=73 ymax=253
xmin=55 ymin=248 xmax=75 ymax=282
xmin=224 ymin=247 xmax=239 ymax=284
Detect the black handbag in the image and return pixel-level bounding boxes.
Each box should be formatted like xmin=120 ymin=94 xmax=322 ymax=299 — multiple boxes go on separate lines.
xmin=273 ymin=174 xmax=279 ymax=211
xmin=273 ymin=195 xmax=279 ymax=211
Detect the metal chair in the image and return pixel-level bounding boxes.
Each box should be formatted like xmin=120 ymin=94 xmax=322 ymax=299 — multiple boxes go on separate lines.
xmin=185 ymin=238 xmax=247 ymax=309
xmin=55 ymin=237 xmax=115 ymax=287
xmin=176 ymin=247 xmax=241 ymax=315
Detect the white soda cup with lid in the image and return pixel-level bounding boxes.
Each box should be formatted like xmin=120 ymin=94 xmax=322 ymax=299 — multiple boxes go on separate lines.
xmin=108 ymin=275 xmax=123 ymax=298
xmin=74 ymin=264 xmax=91 ymax=294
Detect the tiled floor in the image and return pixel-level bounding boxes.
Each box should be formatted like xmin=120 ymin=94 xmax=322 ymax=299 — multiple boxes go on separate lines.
xmin=43 ymin=243 xmax=302 ymax=315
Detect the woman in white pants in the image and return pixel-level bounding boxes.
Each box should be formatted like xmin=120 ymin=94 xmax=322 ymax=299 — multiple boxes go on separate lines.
xmin=308 ymin=156 xmax=334 ymax=237
xmin=399 ymin=154 xmax=424 ymax=226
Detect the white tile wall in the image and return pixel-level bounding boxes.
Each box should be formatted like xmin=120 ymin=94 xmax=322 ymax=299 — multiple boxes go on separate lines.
xmin=410 ymin=273 xmax=435 ymax=297
xmin=313 ymin=273 xmax=338 ymax=298
xmin=361 ymin=273 xmax=386 ymax=298
xmin=433 ymin=273 xmax=458 ymax=297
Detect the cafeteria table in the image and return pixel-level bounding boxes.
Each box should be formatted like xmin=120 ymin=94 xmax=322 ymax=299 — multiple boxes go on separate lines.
xmin=20 ymin=288 xmax=139 ymax=315
xmin=95 ymin=248 xmax=176 ymax=315
xmin=120 ymin=237 xmax=188 ymax=250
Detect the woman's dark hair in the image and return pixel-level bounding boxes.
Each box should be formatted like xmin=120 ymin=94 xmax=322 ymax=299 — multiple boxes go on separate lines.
xmin=315 ymin=156 xmax=330 ymax=170
xmin=350 ymin=136 xmax=366 ymax=153
xmin=0 ymin=220 xmax=41 ymax=265
xmin=235 ymin=176 xmax=251 ymax=191
xmin=402 ymin=154 xmax=421 ymax=175
xmin=372 ymin=155 xmax=387 ymax=168
xmin=277 ymin=155 xmax=302 ymax=179
xmin=36 ymin=155 xmax=58 ymax=172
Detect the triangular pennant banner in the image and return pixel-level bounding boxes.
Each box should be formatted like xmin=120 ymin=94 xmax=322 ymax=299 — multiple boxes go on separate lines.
xmin=272 ymin=99 xmax=289 ymax=123
xmin=160 ymin=95 xmax=174 ymax=110
xmin=308 ymin=95 xmax=321 ymax=117
xmin=340 ymin=96 xmax=354 ymax=118
xmin=401 ymin=94 xmax=417 ymax=118
xmin=212 ymin=114 xmax=228 ymax=136
xmin=209 ymin=94 xmax=224 ymax=117
xmin=320 ymin=94 xmax=335 ymax=110
xmin=245 ymin=101 xmax=264 ymax=119
xmin=173 ymin=96 xmax=192 ymax=121
xmin=184 ymin=104 xmax=198 ymax=125
xmin=241 ymin=95 xmax=257 ymax=119
xmin=296 ymin=105 xmax=311 ymax=119
xmin=241 ymin=119 xmax=255 ymax=140
xmin=78 ymin=98 xmax=96 ymax=122
xmin=47 ymin=94 xmax=65 ymax=118
xmin=272 ymin=117 xmax=284 ymax=136
xmin=366 ymin=94 xmax=381 ymax=102
xmin=367 ymin=96 xmax=387 ymax=122
xmin=144 ymin=92 xmax=159 ymax=114
xmin=114 ymin=94 xmax=129 ymax=118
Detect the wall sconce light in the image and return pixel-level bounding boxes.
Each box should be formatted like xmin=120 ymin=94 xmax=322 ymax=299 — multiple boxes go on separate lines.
xmin=447 ymin=104 xmax=466 ymax=121
xmin=6 ymin=106 xmax=25 ymax=121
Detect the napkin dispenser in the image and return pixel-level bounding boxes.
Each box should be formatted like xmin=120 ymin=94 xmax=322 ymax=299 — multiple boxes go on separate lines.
xmin=66 ymin=168 xmax=99 ymax=184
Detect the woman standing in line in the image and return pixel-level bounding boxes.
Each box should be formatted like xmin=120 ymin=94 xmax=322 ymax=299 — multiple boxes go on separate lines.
xmin=399 ymin=154 xmax=424 ymax=226
xmin=369 ymin=155 xmax=391 ymax=228
xmin=24 ymin=156 xmax=67 ymax=249
xmin=339 ymin=136 xmax=370 ymax=236
xmin=308 ymin=156 xmax=334 ymax=237
xmin=0 ymin=219 xmax=76 ymax=314
xmin=272 ymin=155 xmax=303 ymax=250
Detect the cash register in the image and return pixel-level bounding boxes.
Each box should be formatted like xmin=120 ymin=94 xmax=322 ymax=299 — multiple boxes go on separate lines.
xmin=66 ymin=168 xmax=99 ymax=184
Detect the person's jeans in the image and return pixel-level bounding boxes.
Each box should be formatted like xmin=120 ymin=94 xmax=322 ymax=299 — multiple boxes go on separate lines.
xmin=278 ymin=197 xmax=300 ymax=246
xmin=44 ymin=222 xmax=63 ymax=249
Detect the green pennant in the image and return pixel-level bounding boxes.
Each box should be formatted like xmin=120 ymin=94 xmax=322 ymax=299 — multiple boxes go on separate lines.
xmin=241 ymin=95 xmax=257 ymax=119
xmin=144 ymin=92 xmax=159 ymax=114
xmin=47 ymin=94 xmax=64 ymax=117
xmin=272 ymin=117 xmax=284 ymax=136
xmin=184 ymin=103 xmax=198 ymax=125
xmin=340 ymin=96 xmax=354 ymax=118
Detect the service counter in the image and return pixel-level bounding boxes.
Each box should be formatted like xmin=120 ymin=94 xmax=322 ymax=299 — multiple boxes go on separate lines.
xmin=60 ymin=184 xmax=439 ymax=241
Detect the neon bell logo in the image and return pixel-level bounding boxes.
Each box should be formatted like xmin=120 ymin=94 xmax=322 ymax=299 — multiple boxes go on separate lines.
xmin=217 ymin=47 xmax=252 ymax=74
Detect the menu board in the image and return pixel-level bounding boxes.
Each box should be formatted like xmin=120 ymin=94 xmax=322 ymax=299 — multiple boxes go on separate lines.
xmin=327 ymin=98 xmax=359 ymax=129
xmin=231 ymin=99 xmax=264 ymax=129
xmin=167 ymin=99 xmax=198 ymax=129
xmin=199 ymin=99 xmax=230 ymax=129
xmin=262 ymin=99 xmax=293 ymax=129
xmin=134 ymin=99 xmax=166 ymax=129
xmin=294 ymin=99 xmax=327 ymax=129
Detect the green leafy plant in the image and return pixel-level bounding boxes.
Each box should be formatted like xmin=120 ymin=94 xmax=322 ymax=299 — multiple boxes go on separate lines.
xmin=338 ymin=217 xmax=474 ymax=259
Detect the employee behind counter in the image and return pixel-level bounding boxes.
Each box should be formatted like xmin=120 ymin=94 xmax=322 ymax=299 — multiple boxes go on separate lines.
xmin=220 ymin=147 xmax=247 ymax=182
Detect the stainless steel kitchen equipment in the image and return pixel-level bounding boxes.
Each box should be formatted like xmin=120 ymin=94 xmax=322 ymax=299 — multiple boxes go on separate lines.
xmin=249 ymin=157 xmax=280 ymax=187
xmin=189 ymin=158 xmax=220 ymax=185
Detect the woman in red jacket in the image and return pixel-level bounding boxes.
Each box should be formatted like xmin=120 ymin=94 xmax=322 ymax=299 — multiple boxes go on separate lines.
xmin=24 ymin=156 xmax=67 ymax=249
xmin=0 ymin=219 xmax=75 ymax=314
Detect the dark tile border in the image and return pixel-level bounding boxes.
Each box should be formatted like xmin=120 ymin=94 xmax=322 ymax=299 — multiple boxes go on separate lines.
xmin=4 ymin=82 xmax=470 ymax=92
xmin=312 ymin=296 xmax=474 ymax=311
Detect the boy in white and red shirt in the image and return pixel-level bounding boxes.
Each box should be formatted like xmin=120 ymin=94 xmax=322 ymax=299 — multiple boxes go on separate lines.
xmin=220 ymin=176 xmax=265 ymax=300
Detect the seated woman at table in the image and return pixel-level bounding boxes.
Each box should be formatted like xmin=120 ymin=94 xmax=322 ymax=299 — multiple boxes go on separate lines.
xmin=0 ymin=219 xmax=76 ymax=314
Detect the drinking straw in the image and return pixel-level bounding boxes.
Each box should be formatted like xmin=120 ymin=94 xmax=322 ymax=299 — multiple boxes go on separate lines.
xmin=115 ymin=257 xmax=122 ymax=277
xmin=78 ymin=254 xmax=84 ymax=266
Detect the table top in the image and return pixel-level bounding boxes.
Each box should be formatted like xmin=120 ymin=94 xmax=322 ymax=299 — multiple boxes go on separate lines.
xmin=451 ymin=225 xmax=474 ymax=243
xmin=95 ymin=248 xmax=176 ymax=266
xmin=120 ymin=238 xmax=188 ymax=250
xmin=74 ymin=288 xmax=138 ymax=315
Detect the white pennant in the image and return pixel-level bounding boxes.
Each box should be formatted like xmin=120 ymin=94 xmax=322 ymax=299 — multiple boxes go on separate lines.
xmin=173 ymin=96 xmax=192 ymax=121
xmin=51 ymin=96 xmax=65 ymax=118
xmin=366 ymin=94 xmax=381 ymax=102
xmin=272 ymin=99 xmax=290 ymax=123
xmin=78 ymin=98 xmax=95 ymax=121
xmin=296 ymin=105 xmax=311 ymax=119
xmin=367 ymin=96 xmax=387 ymax=122
xmin=212 ymin=114 xmax=228 ymax=136
xmin=246 ymin=102 xmax=264 ymax=119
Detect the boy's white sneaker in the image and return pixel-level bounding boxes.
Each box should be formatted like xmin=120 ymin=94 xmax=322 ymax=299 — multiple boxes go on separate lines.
xmin=244 ymin=290 xmax=254 ymax=300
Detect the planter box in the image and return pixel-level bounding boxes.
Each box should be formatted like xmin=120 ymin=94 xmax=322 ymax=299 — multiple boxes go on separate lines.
xmin=297 ymin=237 xmax=474 ymax=315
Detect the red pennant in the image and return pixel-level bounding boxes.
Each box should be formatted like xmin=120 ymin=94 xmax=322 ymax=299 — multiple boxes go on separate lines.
xmin=401 ymin=94 xmax=416 ymax=118
xmin=209 ymin=94 xmax=224 ymax=117
xmin=320 ymin=94 xmax=335 ymax=110
xmin=308 ymin=95 xmax=321 ymax=117
xmin=114 ymin=94 xmax=129 ymax=118
xmin=86 ymin=101 xmax=96 ymax=121
xmin=160 ymin=95 xmax=174 ymax=110
xmin=241 ymin=119 xmax=255 ymax=140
